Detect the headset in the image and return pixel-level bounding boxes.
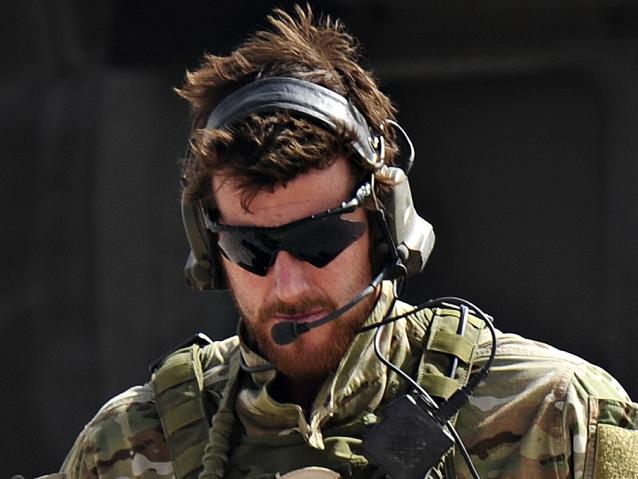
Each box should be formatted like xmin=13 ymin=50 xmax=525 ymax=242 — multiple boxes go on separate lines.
xmin=181 ymin=76 xmax=435 ymax=291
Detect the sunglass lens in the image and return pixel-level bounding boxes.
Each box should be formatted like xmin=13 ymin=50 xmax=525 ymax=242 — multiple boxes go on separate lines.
xmin=286 ymin=215 xmax=366 ymax=267
xmin=217 ymin=230 xmax=277 ymax=276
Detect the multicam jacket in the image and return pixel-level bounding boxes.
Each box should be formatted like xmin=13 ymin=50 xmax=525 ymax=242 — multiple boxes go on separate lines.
xmin=56 ymin=283 xmax=638 ymax=479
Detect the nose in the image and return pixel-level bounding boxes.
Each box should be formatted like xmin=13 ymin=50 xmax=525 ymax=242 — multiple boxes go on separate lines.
xmin=269 ymin=250 xmax=312 ymax=303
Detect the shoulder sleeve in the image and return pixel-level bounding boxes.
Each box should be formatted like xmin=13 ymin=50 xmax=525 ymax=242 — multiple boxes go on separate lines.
xmin=455 ymin=332 xmax=638 ymax=479
xmin=60 ymin=383 xmax=174 ymax=479
xmin=565 ymin=362 xmax=638 ymax=478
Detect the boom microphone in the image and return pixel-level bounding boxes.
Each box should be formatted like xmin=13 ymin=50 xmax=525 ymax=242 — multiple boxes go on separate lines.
xmin=270 ymin=266 xmax=392 ymax=345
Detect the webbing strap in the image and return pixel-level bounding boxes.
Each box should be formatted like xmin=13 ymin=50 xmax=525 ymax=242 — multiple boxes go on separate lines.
xmin=175 ymin=442 xmax=208 ymax=478
xmin=429 ymin=330 xmax=474 ymax=363
xmin=420 ymin=373 xmax=461 ymax=400
xmin=163 ymin=399 xmax=208 ymax=437
xmin=412 ymin=305 xmax=486 ymax=479
xmin=154 ymin=361 xmax=198 ymax=394
xmin=152 ymin=344 xmax=211 ymax=479
xmin=417 ymin=305 xmax=484 ymax=402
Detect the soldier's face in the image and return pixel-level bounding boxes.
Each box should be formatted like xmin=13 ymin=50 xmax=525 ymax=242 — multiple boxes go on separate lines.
xmin=212 ymin=157 xmax=375 ymax=378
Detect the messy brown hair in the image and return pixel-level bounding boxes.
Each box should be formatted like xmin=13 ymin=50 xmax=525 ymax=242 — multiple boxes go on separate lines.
xmin=176 ymin=4 xmax=398 ymax=210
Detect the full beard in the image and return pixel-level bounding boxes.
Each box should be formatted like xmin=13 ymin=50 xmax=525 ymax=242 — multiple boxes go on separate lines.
xmin=239 ymin=293 xmax=375 ymax=379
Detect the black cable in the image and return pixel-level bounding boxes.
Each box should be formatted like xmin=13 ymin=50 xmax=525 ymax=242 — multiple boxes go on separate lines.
xmin=368 ymin=296 xmax=498 ymax=479
xmin=373 ymin=318 xmax=438 ymax=411
xmin=360 ymin=296 xmax=497 ymax=400
xmin=446 ymin=419 xmax=482 ymax=479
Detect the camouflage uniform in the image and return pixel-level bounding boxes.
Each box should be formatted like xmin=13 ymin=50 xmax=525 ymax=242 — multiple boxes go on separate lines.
xmin=56 ymin=282 xmax=638 ymax=479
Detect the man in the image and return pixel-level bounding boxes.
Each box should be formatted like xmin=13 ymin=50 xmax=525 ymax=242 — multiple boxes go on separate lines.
xmin=58 ymin=6 xmax=637 ymax=479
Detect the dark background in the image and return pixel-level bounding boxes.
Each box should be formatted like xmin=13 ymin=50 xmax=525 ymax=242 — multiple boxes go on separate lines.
xmin=3 ymin=0 xmax=638 ymax=475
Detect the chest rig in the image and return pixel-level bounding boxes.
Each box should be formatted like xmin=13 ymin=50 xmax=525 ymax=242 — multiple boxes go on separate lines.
xmin=151 ymin=304 xmax=486 ymax=479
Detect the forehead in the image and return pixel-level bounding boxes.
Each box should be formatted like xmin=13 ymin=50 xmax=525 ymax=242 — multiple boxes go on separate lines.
xmin=213 ymin=157 xmax=357 ymax=227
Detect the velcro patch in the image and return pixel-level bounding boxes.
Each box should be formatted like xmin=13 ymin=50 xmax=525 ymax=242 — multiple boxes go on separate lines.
xmin=594 ymin=424 xmax=638 ymax=478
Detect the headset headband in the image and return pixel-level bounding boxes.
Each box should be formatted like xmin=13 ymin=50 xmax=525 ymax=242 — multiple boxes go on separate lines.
xmin=204 ymin=77 xmax=382 ymax=168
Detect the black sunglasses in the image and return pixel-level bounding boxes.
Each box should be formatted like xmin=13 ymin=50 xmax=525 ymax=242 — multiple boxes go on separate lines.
xmin=206 ymin=183 xmax=372 ymax=276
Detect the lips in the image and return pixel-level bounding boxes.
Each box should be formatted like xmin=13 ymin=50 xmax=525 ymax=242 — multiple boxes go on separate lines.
xmin=259 ymin=296 xmax=336 ymax=327
xmin=272 ymin=310 xmax=328 ymax=323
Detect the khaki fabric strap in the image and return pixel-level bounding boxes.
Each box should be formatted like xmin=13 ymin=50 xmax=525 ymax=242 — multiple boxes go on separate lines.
xmin=163 ymin=399 xmax=208 ymax=437
xmin=405 ymin=304 xmax=487 ymax=479
xmin=175 ymin=442 xmax=208 ymax=479
xmin=429 ymin=329 xmax=474 ymax=364
xmin=153 ymin=362 xmax=198 ymax=394
xmin=420 ymin=373 xmax=463 ymax=400
xmin=152 ymin=344 xmax=211 ymax=479
xmin=416 ymin=305 xmax=484 ymax=402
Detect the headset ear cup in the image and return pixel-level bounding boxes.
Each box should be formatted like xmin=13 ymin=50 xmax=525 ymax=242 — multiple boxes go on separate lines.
xmin=377 ymin=166 xmax=435 ymax=276
xmin=181 ymin=194 xmax=228 ymax=291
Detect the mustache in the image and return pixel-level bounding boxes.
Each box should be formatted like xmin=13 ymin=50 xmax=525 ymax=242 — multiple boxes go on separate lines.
xmin=259 ymin=295 xmax=337 ymax=321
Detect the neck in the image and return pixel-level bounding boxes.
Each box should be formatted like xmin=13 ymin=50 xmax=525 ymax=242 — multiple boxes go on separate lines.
xmin=270 ymin=374 xmax=327 ymax=412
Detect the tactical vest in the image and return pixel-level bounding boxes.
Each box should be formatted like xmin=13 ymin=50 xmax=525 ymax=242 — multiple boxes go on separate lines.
xmin=151 ymin=304 xmax=486 ymax=479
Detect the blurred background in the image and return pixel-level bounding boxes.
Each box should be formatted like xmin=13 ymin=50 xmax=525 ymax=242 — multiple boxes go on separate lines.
xmin=3 ymin=0 xmax=638 ymax=475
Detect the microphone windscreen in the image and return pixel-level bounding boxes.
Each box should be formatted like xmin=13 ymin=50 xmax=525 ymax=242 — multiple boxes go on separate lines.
xmin=271 ymin=322 xmax=298 ymax=345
